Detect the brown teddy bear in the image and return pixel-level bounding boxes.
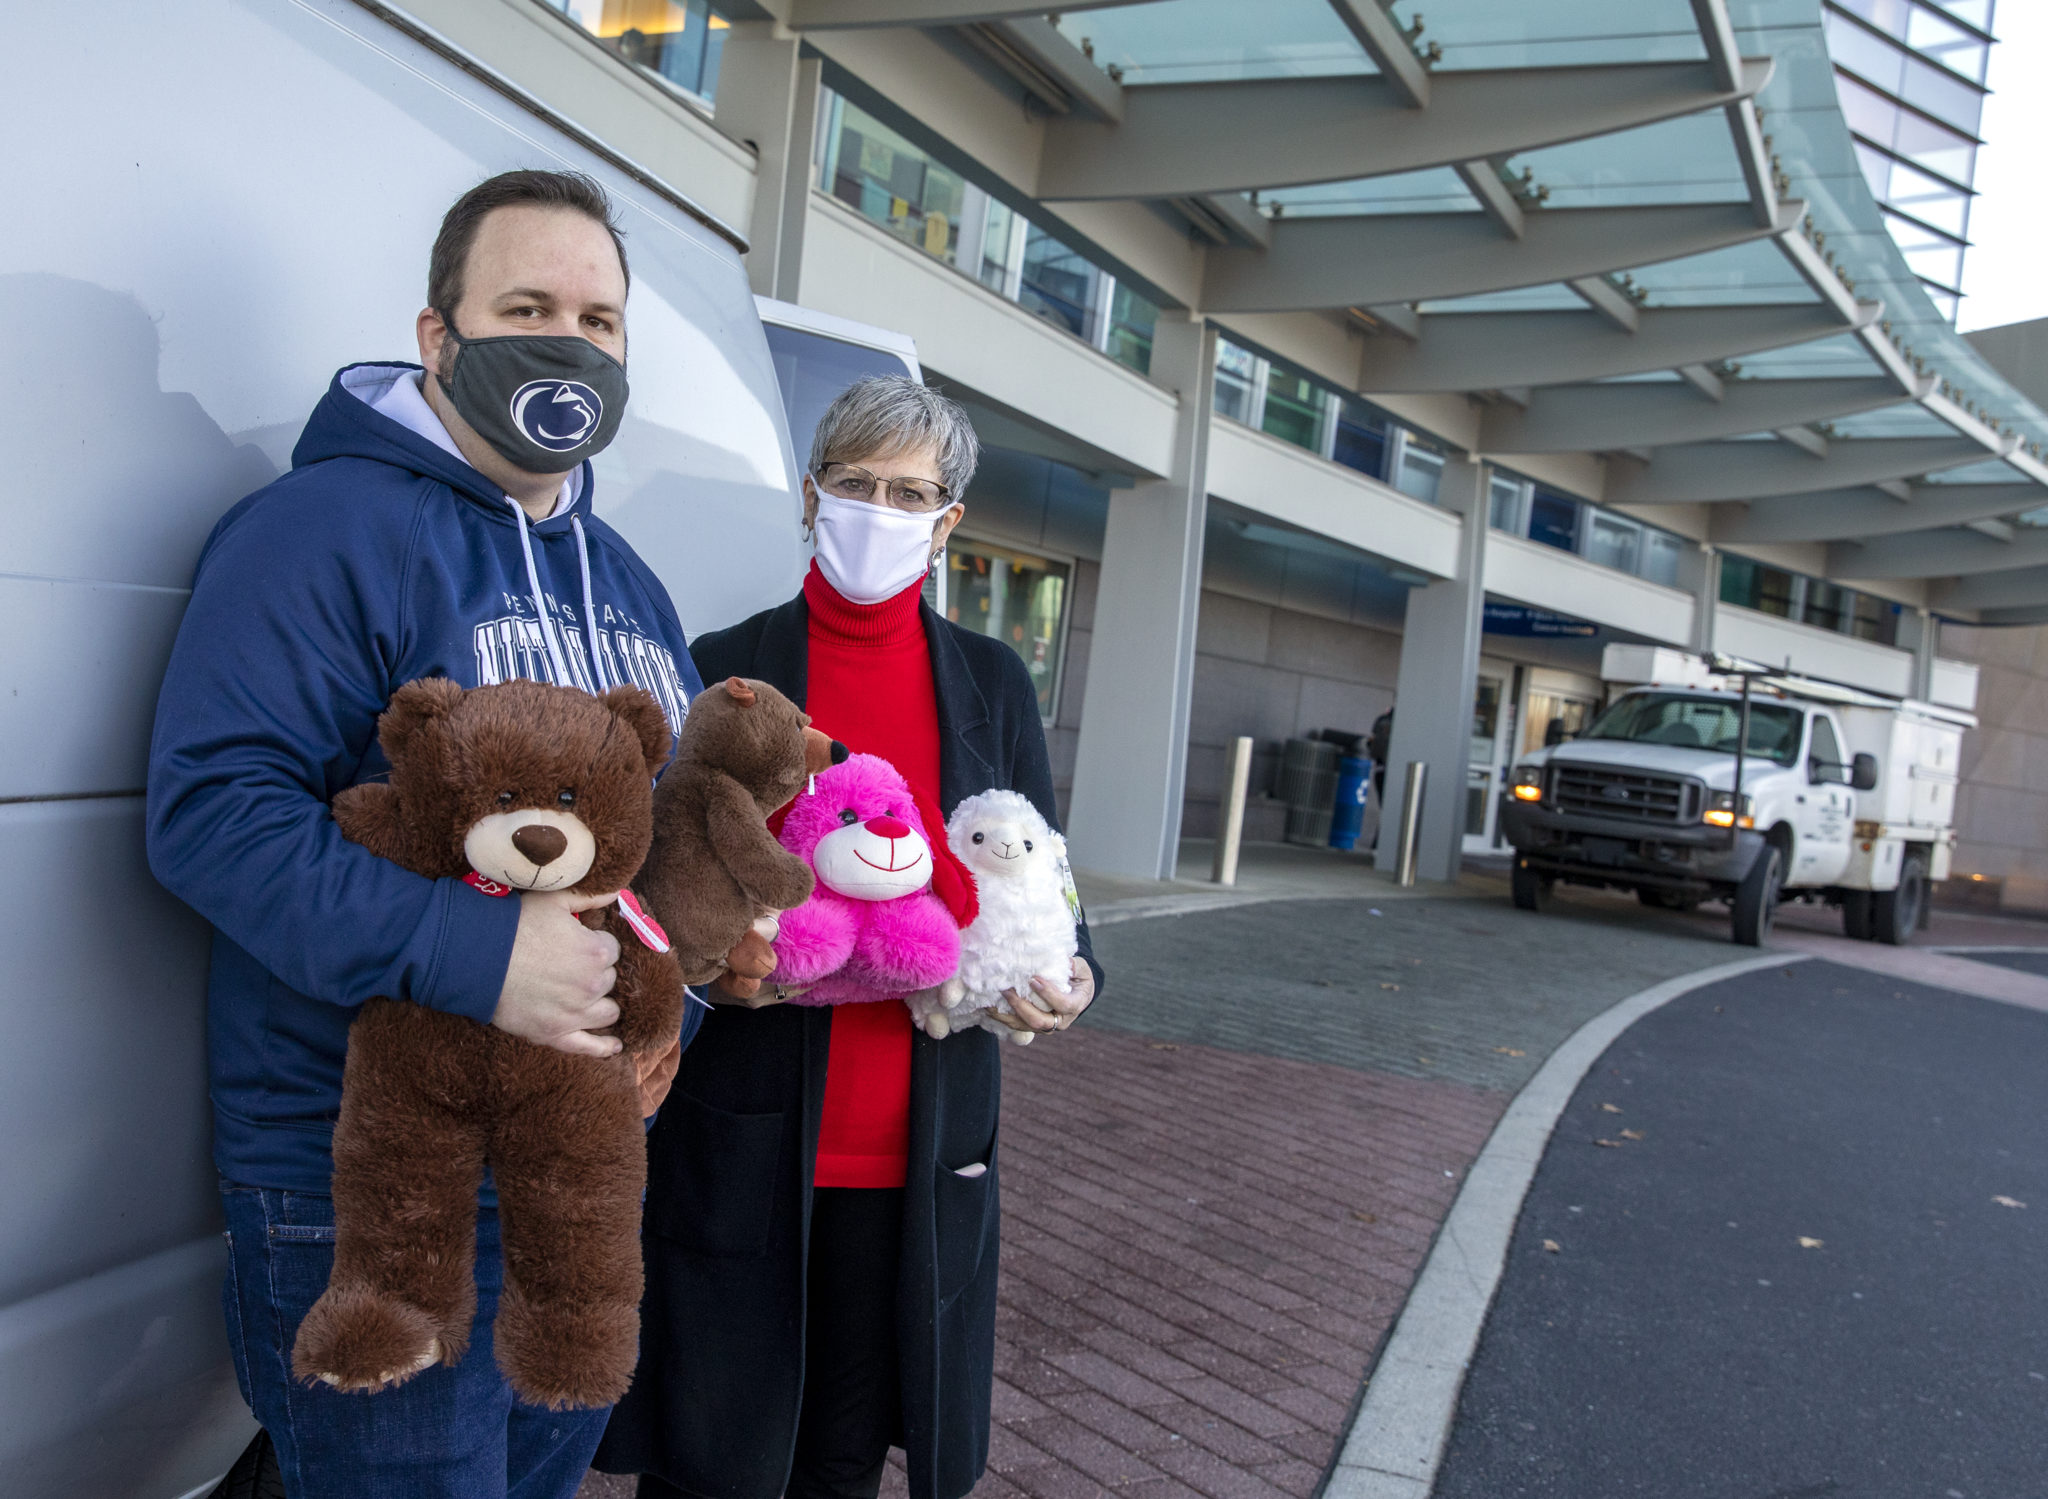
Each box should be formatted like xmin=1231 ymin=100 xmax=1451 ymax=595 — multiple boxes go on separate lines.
xmin=638 ymin=675 xmax=842 ymax=986
xmin=291 ymin=675 xmax=681 ymax=1411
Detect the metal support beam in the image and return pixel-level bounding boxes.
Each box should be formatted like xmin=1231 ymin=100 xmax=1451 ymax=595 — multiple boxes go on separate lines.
xmin=1713 ymin=483 xmax=2048 ymax=544
xmin=1930 ymin=564 xmax=2048 ymax=613
xmin=1830 ymin=526 xmax=2048 ymax=580
xmin=1168 ymin=192 xmax=1272 ymax=250
xmin=1205 ymin=199 xmax=1800 ymax=314
xmin=1567 ymin=275 xmax=1638 ymax=331
xmin=957 ymin=17 xmax=1125 ymax=121
xmin=1607 ymin=436 xmax=1994 ymax=506
xmin=1456 ymin=160 xmax=1525 ymax=237
xmin=1034 ymin=60 xmax=1770 ymax=201
xmin=1775 ymin=425 xmax=1830 ymax=459
xmin=1690 ymin=0 xmax=1745 ymax=92
xmin=1357 ymin=300 xmax=1877 ymax=394
xmin=1678 ymin=363 xmax=1726 ymax=400
xmin=1328 ymin=0 xmax=1431 ymax=107
xmin=1726 ymin=98 xmax=1777 ymax=227
xmin=788 ymin=0 xmax=1138 ymax=28
xmin=1065 ymin=315 xmax=1217 ymax=880
xmin=1478 ymin=377 xmax=1917 ymax=454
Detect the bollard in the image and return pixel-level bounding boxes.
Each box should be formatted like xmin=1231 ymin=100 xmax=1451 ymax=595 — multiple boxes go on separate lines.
xmin=1394 ymin=760 xmax=1427 ymax=888
xmin=1212 ymin=735 xmax=1254 ymax=885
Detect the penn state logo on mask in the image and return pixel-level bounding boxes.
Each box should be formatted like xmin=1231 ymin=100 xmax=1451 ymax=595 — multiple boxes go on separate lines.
xmin=510 ymin=379 xmax=605 ymax=453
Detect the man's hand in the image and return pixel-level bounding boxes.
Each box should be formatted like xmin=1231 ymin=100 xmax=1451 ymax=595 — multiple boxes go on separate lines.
xmin=492 ymin=890 xmax=623 ymax=1056
xmin=634 ymin=1034 xmax=684 ymax=1117
xmin=987 ymin=956 xmax=1096 ymax=1038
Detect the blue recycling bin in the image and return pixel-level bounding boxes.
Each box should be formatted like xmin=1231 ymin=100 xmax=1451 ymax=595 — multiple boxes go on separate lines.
xmin=1328 ymin=755 xmax=1373 ymax=850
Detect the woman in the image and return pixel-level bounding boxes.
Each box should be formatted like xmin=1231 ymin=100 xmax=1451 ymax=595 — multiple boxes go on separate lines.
xmin=597 ymin=376 xmax=1101 ymax=1499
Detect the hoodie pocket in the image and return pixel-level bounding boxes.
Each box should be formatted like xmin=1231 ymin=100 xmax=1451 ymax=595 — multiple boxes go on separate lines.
xmin=645 ymin=1087 xmax=788 ymax=1259
xmin=933 ymin=1146 xmax=997 ymax=1305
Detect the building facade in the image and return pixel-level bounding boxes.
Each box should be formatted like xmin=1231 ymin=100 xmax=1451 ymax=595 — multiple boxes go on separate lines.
xmin=444 ymin=0 xmax=2048 ymax=899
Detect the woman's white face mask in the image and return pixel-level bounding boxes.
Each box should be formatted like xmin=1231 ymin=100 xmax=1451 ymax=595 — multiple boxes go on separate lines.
xmin=810 ymin=491 xmax=943 ymax=605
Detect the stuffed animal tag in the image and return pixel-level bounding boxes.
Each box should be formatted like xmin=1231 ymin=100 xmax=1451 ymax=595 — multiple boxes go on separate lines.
xmin=617 ymin=889 xmax=670 ymax=953
xmin=1053 ymin=839 xmax=1084 ymax=926
xmin=463 ymin=870 xmax=514 ymax=898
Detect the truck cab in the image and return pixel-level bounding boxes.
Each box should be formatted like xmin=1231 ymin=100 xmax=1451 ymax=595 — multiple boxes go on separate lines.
xmin=1498 ymin=649 xmax=1968 ymax=948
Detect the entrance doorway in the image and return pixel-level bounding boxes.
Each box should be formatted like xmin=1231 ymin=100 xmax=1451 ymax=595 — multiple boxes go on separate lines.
xmin=1463 ymin=660 xmax=1516 ymax=853
xmin=1520 ymin=668 xmax=1604 ymax=757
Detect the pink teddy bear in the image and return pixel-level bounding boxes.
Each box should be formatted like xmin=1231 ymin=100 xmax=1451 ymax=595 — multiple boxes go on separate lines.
xmin=767 ymin=754 xmax=962 ymax=1004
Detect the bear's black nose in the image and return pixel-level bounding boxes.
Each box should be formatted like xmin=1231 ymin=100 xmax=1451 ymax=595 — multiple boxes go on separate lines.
xmin=511 ymin=824 xmax=568 ymax=867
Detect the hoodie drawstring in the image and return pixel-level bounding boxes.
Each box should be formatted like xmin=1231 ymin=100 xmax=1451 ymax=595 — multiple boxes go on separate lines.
xmin=505 ymin=495 xmax=608 ymax=693
xmin=571 ymin=515 xmax=612 ymax=692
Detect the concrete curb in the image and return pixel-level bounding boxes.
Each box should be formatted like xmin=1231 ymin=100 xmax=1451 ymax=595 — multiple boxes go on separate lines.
xmin=1321 ymin=950 xmax=1812 ymax=1499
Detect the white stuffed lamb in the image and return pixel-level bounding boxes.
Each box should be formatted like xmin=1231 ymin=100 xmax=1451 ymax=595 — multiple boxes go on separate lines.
xmin=906 ymin=789 xmax=1078 ymax=1045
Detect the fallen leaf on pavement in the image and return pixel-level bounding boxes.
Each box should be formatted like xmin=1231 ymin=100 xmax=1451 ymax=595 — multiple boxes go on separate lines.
xmin=1994 ymin=1195 xmax=2027 ymax=1209
xmin=1542 ymin=1239 xmax=1561 ymax=1253
xmin=1352 ymin=1211 xmax=1378 ymax=1224
xmin=1798 ymin=1236 xmax=1824 ymax=1249
xmin=1380 ymin=982 xmax=1401 ymax=991
xmin=1594 ymin=1138 xmax=1623 ymax=1148
xmin=1149 ymin=1043 xmax=1179 ymax=1051
xmin=1620 ymin=1129 xmax=1646 ymax=1141
xmin=1494 ymin=1047 xmax=1526 ymax=1056
xmin=1416 ymin=1056 xmax=1433 ymax=1065
xmin=1601 ymin=1103 xmax=1623 ymax=1114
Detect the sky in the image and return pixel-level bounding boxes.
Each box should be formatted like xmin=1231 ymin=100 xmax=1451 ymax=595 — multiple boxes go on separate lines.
xmin=1957 ymin=0 xmax=2048 ymax=331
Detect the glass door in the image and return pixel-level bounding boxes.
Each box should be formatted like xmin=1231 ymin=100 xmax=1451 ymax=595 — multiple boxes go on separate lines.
xmin=1463 ymin=665 xmax=1514 ymax=853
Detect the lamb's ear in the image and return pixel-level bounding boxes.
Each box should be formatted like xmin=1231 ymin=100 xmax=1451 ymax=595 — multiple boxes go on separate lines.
xmin=603 ymin=685 xmax=673 ymax=777
xmin=379 ymin=677 xmax=465 ymax=764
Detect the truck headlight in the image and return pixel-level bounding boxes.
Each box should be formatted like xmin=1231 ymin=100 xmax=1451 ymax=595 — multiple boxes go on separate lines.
xmin=1704 ymin=791 xmax=1755 ymax=829
xmin=1510 ymin=766 xmax=1545 ymax=803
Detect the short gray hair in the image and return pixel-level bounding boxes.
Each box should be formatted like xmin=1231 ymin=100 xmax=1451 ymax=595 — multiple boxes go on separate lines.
xmin=808 ymin=374 xmax=980 ymax=499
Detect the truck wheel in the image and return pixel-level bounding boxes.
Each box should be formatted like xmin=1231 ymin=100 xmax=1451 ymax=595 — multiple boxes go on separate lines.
xmin=1511 ymin=860 xmax=1551 ymax=912
xmin=1872 ymin=851 xmax=1927 ymax=946
xmin=1731 ymin=844 xmax=1783 ymax=947
xmin=1841 ymin=890 xmax=1873 ymax=941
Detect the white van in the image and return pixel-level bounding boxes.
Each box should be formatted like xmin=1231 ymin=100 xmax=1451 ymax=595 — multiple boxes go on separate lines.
xmin=1 ymin=4 xmax=914 ymax=1494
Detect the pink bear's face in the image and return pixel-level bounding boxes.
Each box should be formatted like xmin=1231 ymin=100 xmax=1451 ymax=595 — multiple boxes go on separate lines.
xmin=780 ymin=753 xmax=935 ymax=903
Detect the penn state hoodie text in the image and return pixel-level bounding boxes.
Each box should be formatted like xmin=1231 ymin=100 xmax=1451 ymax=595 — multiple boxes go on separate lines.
xmin=147 ymin=363 xmax=704 ymax=1194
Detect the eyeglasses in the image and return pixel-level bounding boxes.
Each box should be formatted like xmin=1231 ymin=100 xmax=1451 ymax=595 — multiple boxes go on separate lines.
xmin=814 ymin=462 xmax=953 ymax=514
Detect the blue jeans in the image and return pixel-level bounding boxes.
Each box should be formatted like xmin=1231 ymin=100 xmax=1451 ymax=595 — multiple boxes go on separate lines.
xmin=219 ymin=1184 xmax=611 ymax=1499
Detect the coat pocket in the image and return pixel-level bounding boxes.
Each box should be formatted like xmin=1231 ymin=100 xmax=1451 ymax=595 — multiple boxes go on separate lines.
xmin=933 ymin=1152 xmax=996 ymax=1305
xmin=645 ymin=1087 xmax=788 ymax=1259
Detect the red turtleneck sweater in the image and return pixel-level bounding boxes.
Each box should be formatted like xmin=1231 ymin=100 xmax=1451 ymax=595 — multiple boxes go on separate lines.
xmin=801 ymin=564 xmax=953 ymax=1189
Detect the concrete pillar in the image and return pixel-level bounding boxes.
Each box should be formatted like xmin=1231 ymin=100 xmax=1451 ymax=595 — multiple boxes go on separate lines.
xmin=1688 ymin=545 xmax=1721 ymax=655
xmin=1382 ymin=457 xmax=1488 ymax=883
xmin=1898 ymin=606 xmax=1939 ymax=699
xmin=712 ymin=22 xmax=820 ymax=302
xmin=1066 ymin=314 xmax=1217 ymax=880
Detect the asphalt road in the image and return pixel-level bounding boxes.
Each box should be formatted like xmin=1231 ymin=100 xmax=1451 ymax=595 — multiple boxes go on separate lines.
xmin=1434 ymin=959 xmax=2048 ymax=1499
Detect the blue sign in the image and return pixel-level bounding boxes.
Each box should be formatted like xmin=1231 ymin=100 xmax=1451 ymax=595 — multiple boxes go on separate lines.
xmin=1483 ymin=603 xmax=1598 ymax=638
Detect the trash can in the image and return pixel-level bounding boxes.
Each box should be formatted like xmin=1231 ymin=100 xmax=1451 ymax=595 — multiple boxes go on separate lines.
xmin=1328 ymin=755 xmax=1373 ymax=850
xmin=1277 ymin=737 xmax=1340 ymax=846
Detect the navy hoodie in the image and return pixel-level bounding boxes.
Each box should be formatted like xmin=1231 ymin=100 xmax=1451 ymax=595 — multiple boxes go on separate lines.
xmin=147 ymin=363 xmax=705 ymax=1194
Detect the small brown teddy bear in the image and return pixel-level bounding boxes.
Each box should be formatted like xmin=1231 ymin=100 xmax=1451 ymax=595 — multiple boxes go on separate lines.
xmin=291 ymin=676 xmax=681 ymax=1411
xmin=638 ymin=675 xmax=841 ymax=986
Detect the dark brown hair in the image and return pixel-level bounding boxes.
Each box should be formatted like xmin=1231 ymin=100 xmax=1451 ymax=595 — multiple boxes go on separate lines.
xmin=427 ymin=169 xmax=630 ymax=318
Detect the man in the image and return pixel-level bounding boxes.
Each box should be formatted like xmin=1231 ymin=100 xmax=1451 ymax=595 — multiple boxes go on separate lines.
xmin=147 ymin=170 xmax=701 ymax=1497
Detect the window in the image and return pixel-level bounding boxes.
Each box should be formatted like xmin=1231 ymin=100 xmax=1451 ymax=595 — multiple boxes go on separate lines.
xmin=1586 ymin=512 xmax=1642 ymax=574
xmin=1016 ymin=225 xmax=1101 ymax=337
xmin=1396 ymin=436 xmax=1445 ymax=503
xmin=1851 ymin=592 xmax=1898 ymax=644
xmin=819 ymin=96 xmax=969 ymax=266
xmin=1809 ymin=714 xmax=1846 ymax=780
xmin=1643 ymin=532 xmax=1685 ymax=587
xmin=940 ymin=539 xmax=1070 ymax=718
xmin=1333 ymin=401 xmax=1390 ymax=481
xmin=1585 ymin=693 xmax=1806 ymax=767
xmin=761 ymin=321 xmax=917 ymax=475
xmin=1721 ymin=555 xmax=1797 ymax=618
xmin=1213 ymin=340 xmax=1260 ymax=425
xmin=1262 ymin=370 xmax=1326 ymax=451
xmin=1105 ymin=282 xmax=1158 ymax=376
xmin=1527 ymin=490 xmax=1580 ymax=552
xmin=549 ymin=0 xmax=727 ymax=100
xmin=1489 ymin=474 xmax=1528 ymax=532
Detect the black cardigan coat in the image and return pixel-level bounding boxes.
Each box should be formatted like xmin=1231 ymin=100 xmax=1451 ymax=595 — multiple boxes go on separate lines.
xmin=595 ymin=592 xmax=1102 ymax=1499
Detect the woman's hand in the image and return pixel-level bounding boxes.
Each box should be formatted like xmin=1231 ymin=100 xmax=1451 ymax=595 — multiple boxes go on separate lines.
xmin=705 ymin=922 xmax=806 ymax=1008
xmin=987 ymin=956 xmax=1095 ymax=1038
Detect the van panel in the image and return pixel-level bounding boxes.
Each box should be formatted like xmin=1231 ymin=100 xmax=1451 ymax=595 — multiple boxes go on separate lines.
xmin=4 ymin=1 xmax=800 ymax=1491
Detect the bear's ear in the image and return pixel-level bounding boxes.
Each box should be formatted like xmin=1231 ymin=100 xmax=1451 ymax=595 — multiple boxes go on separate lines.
xmin=603 ymin=685 xmax=673 ymax=776
xmin=723 ymin=677 xmax=758 ymax=706
xmin=379 ymin=677 xmax=465 ymax=764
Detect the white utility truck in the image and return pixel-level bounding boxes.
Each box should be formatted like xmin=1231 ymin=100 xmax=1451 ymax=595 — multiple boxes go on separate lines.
xmin=1498 ymin=645 xmax=1975 ymax=947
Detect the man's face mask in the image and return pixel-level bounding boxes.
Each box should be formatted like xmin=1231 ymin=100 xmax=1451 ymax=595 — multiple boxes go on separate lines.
xmin=435 ymin=313 xmax=629 ymax=476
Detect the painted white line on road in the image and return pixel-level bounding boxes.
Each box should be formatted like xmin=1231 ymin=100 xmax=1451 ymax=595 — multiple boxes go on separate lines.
xmin=1323 ymin=950 xmax=1809 ymax=1499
